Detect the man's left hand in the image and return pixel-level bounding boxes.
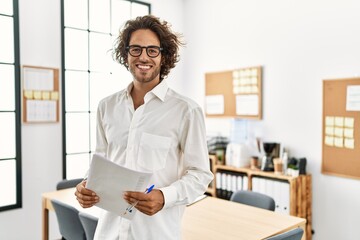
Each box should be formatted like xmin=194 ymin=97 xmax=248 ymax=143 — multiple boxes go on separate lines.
xmin=123 ymin=189 xmax=164 ymax=216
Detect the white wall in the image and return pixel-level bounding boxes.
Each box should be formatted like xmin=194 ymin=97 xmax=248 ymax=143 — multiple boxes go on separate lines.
xmin=181 ymin=0 xmax=360 ymax=239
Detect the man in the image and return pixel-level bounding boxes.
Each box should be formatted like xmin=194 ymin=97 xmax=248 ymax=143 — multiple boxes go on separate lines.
xmin=75 ymin=15 xmax=213 ymax=240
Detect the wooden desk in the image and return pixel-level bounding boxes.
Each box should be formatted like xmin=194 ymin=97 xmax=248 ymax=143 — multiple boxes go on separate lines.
xmin=42 ymin=188 xmax=306 ymax=240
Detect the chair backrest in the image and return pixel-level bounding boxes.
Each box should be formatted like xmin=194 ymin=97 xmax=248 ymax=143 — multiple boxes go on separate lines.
xmin=56 ymin=178 xmax=83 ymax=190
xmin=79 ymin=212 xmax=98 ymax=240
xmin=265 ymin=227 xmax=304 ymax=240
xmin=230 ymin=190 xmax=276 ymax=211
xmin=51 ymin=199 xmax=86 ymax=240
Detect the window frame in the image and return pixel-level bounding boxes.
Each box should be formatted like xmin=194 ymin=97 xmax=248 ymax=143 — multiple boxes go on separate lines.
xmin=0 ymin=0 xmax=22 ymax=212
xmin=61 ymin=0 xmax=151 ymax=179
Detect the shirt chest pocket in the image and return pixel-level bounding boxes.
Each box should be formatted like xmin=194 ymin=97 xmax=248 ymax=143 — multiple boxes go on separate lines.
xmin=138 ymin=132 xmax=171 ymax=172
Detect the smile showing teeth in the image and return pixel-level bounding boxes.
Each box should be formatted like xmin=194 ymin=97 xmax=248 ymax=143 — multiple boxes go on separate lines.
xmin=137 ymin=65 xmax=151 ymax=70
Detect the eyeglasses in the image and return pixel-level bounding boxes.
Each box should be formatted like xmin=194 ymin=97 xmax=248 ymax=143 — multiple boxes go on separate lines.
xmin=126 ymin=45 xmax=163 ymax=58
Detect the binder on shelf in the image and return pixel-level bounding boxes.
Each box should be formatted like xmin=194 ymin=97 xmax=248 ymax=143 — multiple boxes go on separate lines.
xmin=216 ymin=172 xmax=222 ymax=198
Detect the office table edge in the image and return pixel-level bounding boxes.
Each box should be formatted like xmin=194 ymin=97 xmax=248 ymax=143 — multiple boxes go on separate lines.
xmin=42 ymin=189 xmax=306 ymax=240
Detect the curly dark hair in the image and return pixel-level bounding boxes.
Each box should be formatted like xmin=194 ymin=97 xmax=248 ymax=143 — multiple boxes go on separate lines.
xmin=113 ymin=15 xmax=184 ymax=80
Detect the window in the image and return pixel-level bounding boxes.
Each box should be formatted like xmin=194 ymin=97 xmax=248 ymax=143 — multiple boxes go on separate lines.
xmin=61 ymin=0 xmax=151 ymax=179
xmin=0 ymin=0 xmax=22 ymax=212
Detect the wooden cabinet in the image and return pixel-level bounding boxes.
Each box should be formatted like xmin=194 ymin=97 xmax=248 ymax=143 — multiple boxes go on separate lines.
xmin=207 ymin=155 xmax=312 ymax=240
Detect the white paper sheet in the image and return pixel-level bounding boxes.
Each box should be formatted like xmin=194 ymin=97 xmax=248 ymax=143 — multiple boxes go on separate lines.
xmin=205 ymin=95 xmax=224 ymax=114
xmin=86 ymin=154 xmax=153 ymax=220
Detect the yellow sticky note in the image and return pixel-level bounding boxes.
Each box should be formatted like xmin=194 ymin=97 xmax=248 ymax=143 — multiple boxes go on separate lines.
xmin=251 ymin=68 xmax=258 ymax=77
xmin=251 ymin=86 xmax=258 ymax=93
xmin=334 ymin=127 xmax=344 ymax=137
xmin=325 ymin=136 xmax=334 ymax=146
xmin=344 ymin=138 xmax=355 ymax=149
xmin=42 ymin=91 xmax=50 ymax=100
xmin=334 ymin=117 xmax=344 ymax=127
xmin=251 ymin=77 xmax=258 ymax=85
xmin=51 ymin=91 xmax=59 ymax=100
xmin=232 ymin=71 xmax=239 ymax=79
xmin=334 ymin=137 xmax=344 ymax=148
xmin=344 ymin=128 xmax=354 ymax=138
xmin=325 ymin=127 xmax=334 ymax=136
xmin=325 ymin=116 xmax=334 ymax=126
xmin=24 ymin=90 xmax=33 ymax=99
xmin=344 ymin=117 xmax=354 ymax=128
xmin=33 ymin=91 xmax=42 ymax=100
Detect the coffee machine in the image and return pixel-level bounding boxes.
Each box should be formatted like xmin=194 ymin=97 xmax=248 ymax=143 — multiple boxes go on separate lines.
xmin=261 ymin=142 xmax=280 ymax=171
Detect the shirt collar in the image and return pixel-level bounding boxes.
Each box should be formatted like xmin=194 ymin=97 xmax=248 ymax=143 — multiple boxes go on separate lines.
xmin=125 ymin=80 xmax=168 ymax=102
xmin=150 ymin=80 xmax=168 ymax=102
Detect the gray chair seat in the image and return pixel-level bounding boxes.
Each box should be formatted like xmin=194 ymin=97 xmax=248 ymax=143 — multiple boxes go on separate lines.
xmin=230 ymin=190 xmax=276 ymax=211
xmin=51 ymin=199 xmax=86 ymax=240
xmin=79 ymin=211 xmax=98 ymax=240
xmin=56 ymin=178 xmax=83 ymax=190
xmin=265 ymin=227 xmax=304 ymax=240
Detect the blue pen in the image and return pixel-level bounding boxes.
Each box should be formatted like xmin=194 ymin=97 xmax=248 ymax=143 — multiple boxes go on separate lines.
xmin=124 ymin=184 xmax=155 ymax=214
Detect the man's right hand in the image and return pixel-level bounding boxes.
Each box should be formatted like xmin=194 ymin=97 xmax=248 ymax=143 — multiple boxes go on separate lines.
xmin=74 ymin=180 xmax=99 ymax=208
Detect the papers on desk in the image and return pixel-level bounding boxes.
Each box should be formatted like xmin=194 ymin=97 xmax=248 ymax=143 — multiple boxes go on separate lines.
xmin=86 ymin=154 xmax=153 ymax=220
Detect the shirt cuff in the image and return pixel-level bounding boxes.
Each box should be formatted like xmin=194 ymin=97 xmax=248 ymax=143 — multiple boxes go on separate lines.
xmin=159 ymin=185 xmax=178 ymax=209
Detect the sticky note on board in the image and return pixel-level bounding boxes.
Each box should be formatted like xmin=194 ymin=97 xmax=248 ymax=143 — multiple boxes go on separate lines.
xmin=24 ymin=90 xmax=33 ymax=99
xmin=344 ymin=128 xmax=354 ymax=138
xmin=33 ymin=91 xmax=42 ymax=100
xmin=344 ymin=138 xmax=355 ymax=149
xmin=344 ymin=117 xmax=354 ymax=128
xmin=325 ymin=116 xmax=334 ymax=126
xmin=325 ymin=136 xmax=334 ymax=146
xmin=51 ymin=91 xmax=59 ymax=100
xmin=325 ymin=127 xmax=334 ymax=136
xmin=334 ymin=137 xmax=344 ymax=148
xmin=334 ymin=117 xmax=344 ymax=127
xmin=42 ymin=91 xmax=50 ymax=100
xmin=334 ymin=127 xmax=344 ymax=137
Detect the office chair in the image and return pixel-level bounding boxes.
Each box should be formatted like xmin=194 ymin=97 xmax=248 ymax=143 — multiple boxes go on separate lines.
xmin=265 ymin=227 xmax=304 ymax=240
xmin=56 ymin=178 xmax=83 ymax=190
xmin=79 ymin=212 xmax=98 ymax=240
xmin=51 ymin=199 xmax=86 ymax=240
xmin=230 ymin=190 xmax=276 ymax=211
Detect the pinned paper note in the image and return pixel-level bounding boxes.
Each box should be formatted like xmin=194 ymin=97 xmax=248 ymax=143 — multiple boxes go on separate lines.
xmin=205 ymin=95 xmax=224 ymax=115
xmin=346 ymin=85 xmax=360 ymax=111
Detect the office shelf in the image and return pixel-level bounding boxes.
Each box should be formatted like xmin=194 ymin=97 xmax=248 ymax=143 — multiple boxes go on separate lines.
xmin=206 ymin=155 xmax=312 ymax=240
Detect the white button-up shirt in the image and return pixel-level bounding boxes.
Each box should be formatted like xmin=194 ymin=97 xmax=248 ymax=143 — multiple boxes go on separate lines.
xmin=93 ymin=80 xmax=213 ymax=240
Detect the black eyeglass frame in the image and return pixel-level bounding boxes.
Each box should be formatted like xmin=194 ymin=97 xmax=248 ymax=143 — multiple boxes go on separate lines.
xmin=126 ymin=45 xmax=163 ymax=58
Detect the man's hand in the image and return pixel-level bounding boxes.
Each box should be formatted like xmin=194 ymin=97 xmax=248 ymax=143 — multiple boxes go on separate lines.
xmin=74 ymin=180 xmax=99 ymax=208
xmin=123 ymin=189 xmax=164 ymax=216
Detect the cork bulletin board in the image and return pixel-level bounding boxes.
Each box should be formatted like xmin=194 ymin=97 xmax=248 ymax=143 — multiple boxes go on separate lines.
xmin=205 ymin=66 xmax=262 ymax=119
xmin=22 ymin=65 xmax=60 ymax=123
xmin=322 ymin=78 xmax=360 ymax=180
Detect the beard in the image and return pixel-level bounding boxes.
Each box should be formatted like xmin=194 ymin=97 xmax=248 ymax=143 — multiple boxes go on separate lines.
xmin=129 ymin=62 xmax=161 ymax=84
